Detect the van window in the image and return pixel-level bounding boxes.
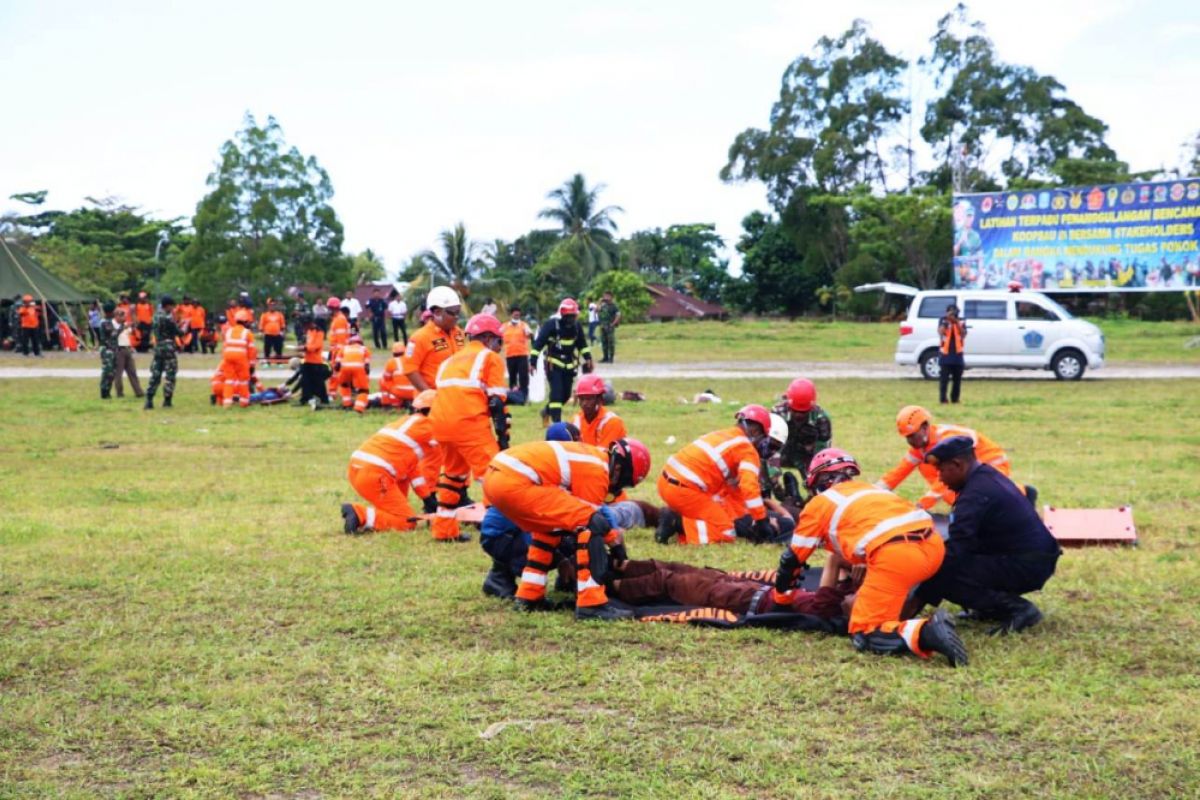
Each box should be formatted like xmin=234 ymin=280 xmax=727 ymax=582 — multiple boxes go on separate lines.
xmin=917 ymin=295 xmax=956 ymax=319
xmin=964 ymin=299 xmax=1008 ymax=320
xmin=1016 ymin=301 xmax=1059 ymax=321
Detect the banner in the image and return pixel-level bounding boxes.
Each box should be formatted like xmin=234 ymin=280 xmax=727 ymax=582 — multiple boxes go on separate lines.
xmin=953 ymin=178 xmax=1200 ymax=291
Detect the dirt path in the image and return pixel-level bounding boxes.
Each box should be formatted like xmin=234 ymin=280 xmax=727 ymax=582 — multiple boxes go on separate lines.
xmin=3 ymin=361 xmax=1199 ymax=381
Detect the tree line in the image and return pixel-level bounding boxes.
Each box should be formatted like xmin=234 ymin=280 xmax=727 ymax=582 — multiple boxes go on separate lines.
xmin=4 ymin=4 xmax=1197 ymax=320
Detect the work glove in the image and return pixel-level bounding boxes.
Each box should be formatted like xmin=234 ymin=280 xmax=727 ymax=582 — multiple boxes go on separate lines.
xmin=422 ymin=494 xmax=438 ymax=514
xmin=609 ymin=542 xmax=628 ymax=565
xmin=775 ymin=549 xmax=805 ymax=593
xmin=753 ymin=517 xmax=775 ymax=544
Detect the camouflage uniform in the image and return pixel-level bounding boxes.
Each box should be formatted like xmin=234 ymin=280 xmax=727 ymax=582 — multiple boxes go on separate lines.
xmin=598 ymin=299 xmax=620 ymax=362
xmin=771 ymin=401 xmax=833 ymax=480
xmin=145 ymin=310 xmax=180 ymax=405
xmin=98 ymin=317 xmax=118 ymax=398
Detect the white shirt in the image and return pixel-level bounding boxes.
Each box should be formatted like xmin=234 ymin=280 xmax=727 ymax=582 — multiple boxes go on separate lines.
xmin=344 ymin=297 xmax=363 ymax=320
xmin=588 ymin=304 xmax=599 ymax=323
xmin=117 ymin=324 xmax=132 ymax=347
xmin=388 ymin=299 xmax=407 ymax=319
xmin=481 ymin=302 xmax=497 ymax=318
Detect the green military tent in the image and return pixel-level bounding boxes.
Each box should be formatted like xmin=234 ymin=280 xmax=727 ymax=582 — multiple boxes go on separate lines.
xmin=0 ymin=237 xmax=90 ymax=302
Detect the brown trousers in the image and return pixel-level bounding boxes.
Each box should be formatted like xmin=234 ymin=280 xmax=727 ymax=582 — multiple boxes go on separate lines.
xmin=114 ymin=347 xmax=143 ymax=397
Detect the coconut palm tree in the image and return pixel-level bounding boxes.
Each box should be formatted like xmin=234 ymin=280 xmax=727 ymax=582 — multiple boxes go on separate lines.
xmin=420 ymin=222 xmax=486 ymax=297
xmin=538 ymin=173 xmax=623 ymax=271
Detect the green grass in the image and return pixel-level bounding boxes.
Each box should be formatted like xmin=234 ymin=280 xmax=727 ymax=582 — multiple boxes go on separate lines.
xmin=1 ymin=376 xmax=1199 ymax=798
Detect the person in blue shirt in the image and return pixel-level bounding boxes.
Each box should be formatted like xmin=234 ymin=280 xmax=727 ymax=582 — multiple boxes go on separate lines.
xmin=914 ymin=436 xmax=1060 ymax=634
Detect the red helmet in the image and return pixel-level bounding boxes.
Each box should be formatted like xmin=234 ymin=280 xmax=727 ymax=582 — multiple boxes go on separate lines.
xmin=558 ymin=297 xmax=579 ymax=315
xmin=612 ymin=437 xmax=651 ymax=486
xmin=348 ymin=334 xmax=363 ymax=345
xmin=785 ymin=378 xmax=816 ymax=412
xmin=464 ymin=313 xmax=503 ymax=338
xmin=805 ymin=447 xmax=861 ymax=489
xmin=326 ymin=296 xmax=342 ymax=309
xmin=735 ymin=404 xmax=771 ymax=432
xmin=576 ymin=374 xmax=606 ymax=396
xmin=896 ymin=405 xmax=931 ymax=436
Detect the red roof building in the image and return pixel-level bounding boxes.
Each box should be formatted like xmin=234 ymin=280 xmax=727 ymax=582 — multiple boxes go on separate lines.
xmin=646 ymin=283 xmax=728 ymax=321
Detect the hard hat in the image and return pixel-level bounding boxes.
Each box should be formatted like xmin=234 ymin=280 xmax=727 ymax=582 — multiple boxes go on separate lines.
xmin=612 ymin=437 xmax=651 ymax=486
xmin=160 ymin=295 xmax=175 ymax=307
xmin=326 ymin=296 xmax=341 ymax=309
xmin=575 ymin=374 xmax=606 ymax=396
xmin=391 ymin=342 xmax=406 ymax=356
xmin=464 ymin=313 xmax=503 ymax=338
xmin=288 ymin=357 xmax=301 ymax=370
xmin=348 ymin=334 xmax=363 ymax=345
xmin=558 ymin=297 xmax=579 ymax=315
xmin=805 ymin=447 xmax=861 ymax=490
xmin=735 ymin=404 xmax=771 ymax=431
xmin=785 ymin=378 xmax=816 ymax=412
xmin=768 ymin=413 xmax=788 ymax=447
xmin=426 ymin=286 xmax=462 ymax=310
xmin=235 ymin=309 xmax=252 ymax=323
xmin=896 ymin=405 xmax=932 ymax=436
xmin=412 ymin=389 xmax=437 ymax=410
xmin=23 ymin=294 xmax=34 ymax=302
xmin=545 ymin=422 xmax=580 ymax=442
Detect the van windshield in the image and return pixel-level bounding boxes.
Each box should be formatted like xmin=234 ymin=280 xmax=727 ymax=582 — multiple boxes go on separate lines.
xmin=1039 ymin=296 xmax=1074 ymax=319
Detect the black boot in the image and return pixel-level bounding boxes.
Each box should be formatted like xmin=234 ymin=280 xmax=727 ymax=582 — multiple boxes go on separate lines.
xmin=341 ymin=503 xmax=361 ymax=534
xmin=482 ymin=567 xmax=517 ymax=599
xmin=101 ymin=391 xmax=111 ymax=399
xmin=1024 ymin=485 xmax=1039 ymax=508
xmin=988 ymin=597 xmax=1043 ymax=636
xmin=513 ymin=597 xmax=559 ymax=613
xmin=163 ymin=396 xmax=173 ymax=408
xmin=144 ymin=396 xmax=154 ymax=410
xmin=576 ymin=602 xmax=634 ymax=622
xmin=655 ymin=508 xmax=680 ymax=544
xmin=918 ymin=609 xmax=969 ymax=667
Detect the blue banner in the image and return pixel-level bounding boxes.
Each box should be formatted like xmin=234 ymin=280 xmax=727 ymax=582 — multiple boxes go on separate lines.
xmin=953 ymin=178 xmax=1200 ymax=291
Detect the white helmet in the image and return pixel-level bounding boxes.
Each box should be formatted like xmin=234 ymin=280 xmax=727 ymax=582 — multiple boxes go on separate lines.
xmin=426 ymin=286 xmax=462 ymax=310
xmin=768 ymin=413 xmax=788 ymax=448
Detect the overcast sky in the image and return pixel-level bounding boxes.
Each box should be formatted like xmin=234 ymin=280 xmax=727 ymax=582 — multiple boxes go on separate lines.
xmin=2 ymin=0 xmax=1197 ymax=276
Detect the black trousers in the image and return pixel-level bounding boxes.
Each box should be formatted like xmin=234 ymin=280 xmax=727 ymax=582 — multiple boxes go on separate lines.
xmin=371 ymin=319 xmax=388 ymax=349
xmin=545 ymin=366 xmax=576 ymax=423
xmin=299 ymin=362 xmax=329 ymax=403
xmin=391 ymin=318 xmax=408 ymax=346
xmin=264 ymin=334 xmax=284 ymax=360
xmin=136 ymin=322 xmax=152 ymax=352
xmin=939 ymin=357 xmax=963 ymax=403
xmin=18 ymin=327 xmax=41 ymax=356
xmin=506 ymin=355 xmax=529 ymax=394
xmin=916 ymin=550 xmax=1059 ymax=617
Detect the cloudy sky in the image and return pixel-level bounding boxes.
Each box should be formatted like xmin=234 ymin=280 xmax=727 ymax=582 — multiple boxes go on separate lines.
xmin=2 ymin=0 xmax=1196 ymax=274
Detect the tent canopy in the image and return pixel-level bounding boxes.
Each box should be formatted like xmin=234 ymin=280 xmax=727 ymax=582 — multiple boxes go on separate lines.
xmin=0 ymin=238 xmax=90 ymax=302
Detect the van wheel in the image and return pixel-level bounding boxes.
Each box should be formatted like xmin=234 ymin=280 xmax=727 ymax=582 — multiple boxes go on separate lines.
xmin=919 ymin=349 xmax=941 ymax=381
xmin=1052 ymin=349 xmax=1086 ymax=380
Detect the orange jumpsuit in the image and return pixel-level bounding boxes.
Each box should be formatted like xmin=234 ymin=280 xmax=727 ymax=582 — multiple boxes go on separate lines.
xmin=190 ymin=304 xmax=206 ymax=335
xmin=657 ymin=427 xmax=766 ymax=545
xmin=337 ymin=342 xmax=371 ymax=412
xmin=303 ymin=328 xmax=325 ymax=364
xmin=347 ymin=414 xmax=439 ymax=531
xmin=327 ymin=314 xmax=351 ymax=396
xmin=428 ymin=341 xmax=508 ymax=540
xmin=786 ymin=479 xmax=943 ymax=657
xmin=881 ymin=423 xmax=1013 ymax=508
xmin=483 ymin=441 xmax=618 ymax=608
xmin=401 ymin=321 xmax=465 ymax=516
xmin=572 ymin=407 xmax=627 ymax=449
xmin=380 ymin=356 xmax=416 ymax=407
xmin=221 ymin=324 xmax=255 ymax=407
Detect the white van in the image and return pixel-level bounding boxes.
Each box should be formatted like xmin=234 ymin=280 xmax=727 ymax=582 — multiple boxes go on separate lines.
xmin=857 ymin=283 xmax=1106 ymax=380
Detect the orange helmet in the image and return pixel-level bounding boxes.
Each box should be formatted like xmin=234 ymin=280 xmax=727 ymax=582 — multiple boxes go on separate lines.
xmin=805 ymin=447 xmax=861 ymax=490
xmin=391 ymin=342 xmax=406 ymax=356
xmin=464 ymin=313 xmax=503 ymax=338
xmin=412 ymin=389 xmax=437 ymax=410
xmin=896 ymin=405 xmax=931 ymax=436
xmin=235 ymin=309 xmax=252 ymax=324
xmin=22 ymin=294 xmax=33 ymax=303
xmin=576 ymin=374 xmax=606 ymax=396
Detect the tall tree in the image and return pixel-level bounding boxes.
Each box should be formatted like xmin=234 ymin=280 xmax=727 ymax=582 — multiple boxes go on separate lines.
xmin=921 ymin=4 xmax=1115 ymax=190
xmin=721 ymin=19 xmax=908 ymax=209
xmin=420 ymin=222 xmax=485 ymax=294
xmin=538 ymin=173 xmax=622 ymax=270
xmin=183 ymin=113 xmax=351 ymax=307
xmin=351 ymin=248 xmax=387 ymax=284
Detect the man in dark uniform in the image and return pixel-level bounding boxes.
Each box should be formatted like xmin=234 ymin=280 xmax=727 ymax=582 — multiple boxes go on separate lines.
xmin=915 ymin=436 xmax=1060 ymax=634
xmin=597 ymin=290 xmax=620 ymax=363
xmin=770 ymin=377 xmax=833 ymax=483
xmin=98 ymin=301 xmax=118 ymax=399
xmin=530 ymin=297 xmax=593 ymax=423
xmin=144 ymin=295 xmax=183 ymax=409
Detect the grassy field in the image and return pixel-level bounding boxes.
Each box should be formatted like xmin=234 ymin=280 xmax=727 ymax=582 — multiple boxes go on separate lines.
xmin=1 ymin=373 xmax=1198 ymax=798
xmin=1 ymin=318 xmax=1197 ymax=371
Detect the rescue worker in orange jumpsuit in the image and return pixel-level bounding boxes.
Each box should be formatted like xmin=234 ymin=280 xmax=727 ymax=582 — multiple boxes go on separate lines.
xmin=221 ymin=312 xmax=255 ymax=408
xmin=380 ymin=341 xmax=417 ymax=408
xmin=775 ymin=448 xmax=969 ymax=666
xmin=336 ymin=334 xmax=371 ymax=413
xmin=16 ymin=295 xmax=41 ymax=357
xmin=341 ymin=390 xmax=440 ymax=533
xmin=502 ymin=306 xmax=533 ymax=399
xmin=572 ymin=374 xmax=627 ymax=449
xmin=656 ymin=405 xmax=776 ymax=546
xmin=259 ymin=299 xmax=286 ymax=361
xmin=326 ymin=296 xmax=351 ymax=398
xmin=879 ymin=405 xmax=1029 ymax=509
xmin=299 ymin=315 xmax=329 ymax=405
xmin=484 ymin=437 xmax=651 ymax=620
xmin=188 ymin=300 xmax=206 ymax=353
xmin=134 ymin=291 xmax=154 ymax=352
xmin=428 ymin=313 xmax=509 ymax=542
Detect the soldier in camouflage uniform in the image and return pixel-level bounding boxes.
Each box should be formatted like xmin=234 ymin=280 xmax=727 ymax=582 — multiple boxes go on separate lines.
xmin=771 ymin=378 xmax=833 ymax=482
xmin=98 ymin=301 xmax=118 ymax=399
xmin=597 ymin=291 xmax=621 ymax=363
xmin=144 ymin=296 xmax=183 ymax=409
